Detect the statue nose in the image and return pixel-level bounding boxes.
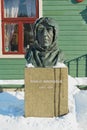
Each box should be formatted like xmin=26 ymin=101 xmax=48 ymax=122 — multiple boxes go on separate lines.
xmin=43 ymin=28 xmax=48 ymax=36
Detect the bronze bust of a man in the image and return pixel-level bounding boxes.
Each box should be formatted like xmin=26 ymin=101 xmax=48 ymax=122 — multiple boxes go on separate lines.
xmin=25 ymin=17 xmax=65 ymax=67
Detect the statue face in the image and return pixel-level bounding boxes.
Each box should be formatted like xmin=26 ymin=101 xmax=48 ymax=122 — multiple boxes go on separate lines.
xmin=37 ymin=23 xmax=54 ymax=48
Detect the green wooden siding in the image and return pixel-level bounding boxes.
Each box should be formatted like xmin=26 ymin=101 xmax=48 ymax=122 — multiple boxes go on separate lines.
xmin=43 ymin=0 xmax=87 ymax=60
xmin=0 ymin=0 xmax=87 ymax=79
xmin=0 ymin=58 xmax=25 ymax=79
xmin=43 ymin=0 xmax=87 ymax=77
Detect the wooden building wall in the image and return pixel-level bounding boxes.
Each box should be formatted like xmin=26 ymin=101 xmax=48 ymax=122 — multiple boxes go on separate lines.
xmin=43 ymin=0 xmax=87 ymax=76
xmin=0 ymin=58 xmax=25 ymax=80
xmin=43 ymin=0 xmax=87 ymax=59
xmin=0 ymin=0 xmax=87 ymax=80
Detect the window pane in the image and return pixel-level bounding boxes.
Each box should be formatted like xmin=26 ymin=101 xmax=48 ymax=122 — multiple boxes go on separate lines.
xmin=4 ymin=24 xmax=18 ymax=52
xmin=4 ymin=0 xmax=36 ymax=18
xmin=23 ymin=23 xmax=34 ymax=52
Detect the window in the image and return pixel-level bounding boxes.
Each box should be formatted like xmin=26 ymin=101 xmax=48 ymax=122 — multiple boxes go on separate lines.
xmin=1 ymin=0 xmax=39 ymax=54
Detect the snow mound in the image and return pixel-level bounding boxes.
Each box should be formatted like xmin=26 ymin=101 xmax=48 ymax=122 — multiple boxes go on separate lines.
xmin=0 ymin=76 xmax=87 ymax=130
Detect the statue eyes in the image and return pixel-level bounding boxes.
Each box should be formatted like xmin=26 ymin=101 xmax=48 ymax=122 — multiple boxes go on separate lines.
xmin=47 ymin=27 xmax=53 ymax=32
xmin=38 ymin=26 xmax=44 ymax=32
xmin=38 ymin=26 xmax=53 ymax=33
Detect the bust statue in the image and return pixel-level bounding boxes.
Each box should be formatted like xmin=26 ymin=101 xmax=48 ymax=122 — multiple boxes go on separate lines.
xmin=25 ymin=17 xmax=65 ymax=67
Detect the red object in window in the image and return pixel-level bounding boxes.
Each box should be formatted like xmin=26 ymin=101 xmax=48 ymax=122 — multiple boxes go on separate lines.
xmin=76 ymin=0 xmax=84 ymax=2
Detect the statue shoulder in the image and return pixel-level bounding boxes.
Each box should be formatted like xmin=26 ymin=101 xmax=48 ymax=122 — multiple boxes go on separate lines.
xmin=58 ymin=49 xmax=66 ymax=63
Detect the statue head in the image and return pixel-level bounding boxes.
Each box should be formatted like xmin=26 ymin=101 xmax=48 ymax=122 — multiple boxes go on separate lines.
xmin=25 ymin=17 xmax=65 ymax=67
xmin=33 ymin=17 xmax=59 ymax=50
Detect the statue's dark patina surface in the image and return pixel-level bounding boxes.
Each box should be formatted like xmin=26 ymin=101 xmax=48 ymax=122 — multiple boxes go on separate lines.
xmin=25 ymin=17 xmax=65 ymax=67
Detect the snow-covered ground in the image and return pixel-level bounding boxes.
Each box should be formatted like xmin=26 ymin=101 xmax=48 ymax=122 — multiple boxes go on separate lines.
xmin=0 ymin=75 xmax=87 ymax=130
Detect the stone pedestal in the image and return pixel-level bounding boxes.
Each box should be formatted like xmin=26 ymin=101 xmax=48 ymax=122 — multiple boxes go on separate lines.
xmin=25 ymin=67 xmax=68 ymax=117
